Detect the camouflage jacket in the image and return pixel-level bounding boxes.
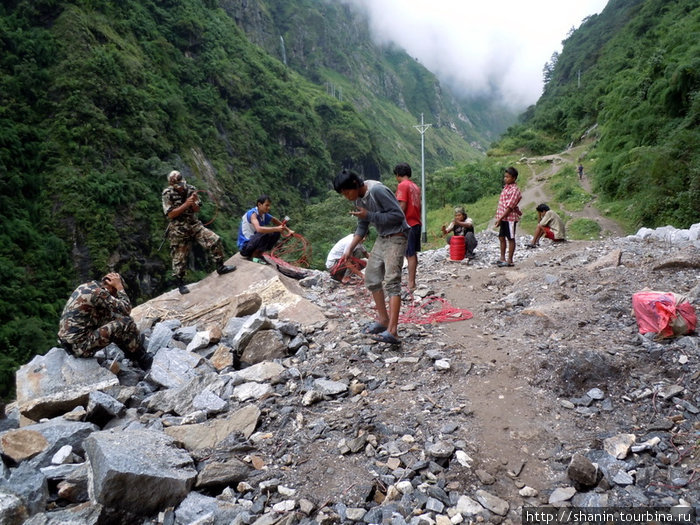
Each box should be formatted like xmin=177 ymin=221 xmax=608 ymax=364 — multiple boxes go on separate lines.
xmin=162 ymin=183 xmax=204 ymax=240
xmin=58 ymin=281 xmax=132 ymax=344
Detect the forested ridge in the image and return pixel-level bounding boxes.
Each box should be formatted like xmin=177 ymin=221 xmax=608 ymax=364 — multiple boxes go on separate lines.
xmin=0 ymin=0 xmax=501 ymax=394
xmin=494 ymin=0 xmax=699 ymax=227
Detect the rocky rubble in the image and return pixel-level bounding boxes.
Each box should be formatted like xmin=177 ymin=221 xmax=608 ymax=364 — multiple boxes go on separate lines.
xmin=0 ymin=224 xmax=698 ymax=524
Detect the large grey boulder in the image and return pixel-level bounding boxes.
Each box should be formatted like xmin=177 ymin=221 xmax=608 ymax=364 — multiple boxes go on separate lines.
xmin=228 ymin=309 xmax=274 ymax=354
xmin=0 ymin=463 xmax=48 ymax=517
xmin=0 ymin=490 xmax=28 ymax=525
xmin=164 ymin=405 xmax=260 ymax=451
xmin=23 ymin=503 xmax=105 ymax=525
xmin=86 ymin=391 xmax=125 ymax=427
xmin=22 ymin=420 xmax=98 ymax=470
xmin=144 ymin=373 xmax=229 ymax=416
xmin=16 ymin=348 xmax=119 ymax=421
xmin=239 ymin=330 xmax=287 ymax=365
xmin=174 ymin=492 xmax=245 ymax=524
xmin=84 ymin=429 xmax=196 ymax=515
xmin=147 ymin=347 xmax=212 ymax=389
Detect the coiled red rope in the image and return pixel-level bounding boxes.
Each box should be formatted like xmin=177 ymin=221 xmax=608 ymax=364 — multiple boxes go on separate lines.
xmin=269 ymin=232 xmax=313 ymax=268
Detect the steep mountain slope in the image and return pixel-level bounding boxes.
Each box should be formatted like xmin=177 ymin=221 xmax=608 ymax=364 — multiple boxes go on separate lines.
xmin=228 ymin=0 xmax=515 ymax=166
xmin=0 ymin=0 xmax=505 ymax=393
xmin=494 ymin=0 xmax=699 ymax=227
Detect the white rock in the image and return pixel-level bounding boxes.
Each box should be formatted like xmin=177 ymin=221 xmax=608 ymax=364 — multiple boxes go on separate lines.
xmin=434 ymin=359 xmax=451 ymax=371
xmin=272 ymin=500 xmax=295 ymax=512
xmin=549 ymin=486 xmax=576 ymax=504
xmin=396 ymin=480 xmax=414 ymax=494
xmin=455 ymin=495 xmax=483 ymax=516
xmin=519 ymin=486 xmax=538 ymax=497
xmin=278 ymin=485 xmax=296 ymax=497
xmin=603 ymin=433 xmax=636 ymax=459
xmin=455 ymin=450 xmax=472 ymax=467
xmin=51 ymin=445 xmax=74 ymax=465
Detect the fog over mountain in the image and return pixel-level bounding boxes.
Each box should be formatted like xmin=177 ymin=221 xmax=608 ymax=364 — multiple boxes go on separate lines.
xmin=344 ymin=0 xmax=609 ymax=108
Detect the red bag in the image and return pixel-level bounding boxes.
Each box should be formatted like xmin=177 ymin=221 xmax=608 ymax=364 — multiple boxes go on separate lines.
xmin=632 ymin=291 xmax=697 ymax=338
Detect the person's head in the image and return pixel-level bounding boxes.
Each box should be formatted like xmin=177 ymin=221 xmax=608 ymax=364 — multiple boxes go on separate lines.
xmin=101 ymin=274 xmax=118 ymax=296
xmin=256 ymin=195 xmax=271 ymax=213
xmin=504 ymin=166 xmax=518 ymax=184
xmin=334 ymin=169 xmax=364 ymax=201
xmin=168 ymin=170 xmax=186 ymax=193
xmin=393 ymin=163 xmax=412 ymax=179
xmin=536 ymin=203 xmax=550 ymax=213
xmin=454 ymin=206 xmax=466 ymax=221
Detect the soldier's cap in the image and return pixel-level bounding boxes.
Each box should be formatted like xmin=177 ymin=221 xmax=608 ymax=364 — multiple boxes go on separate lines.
xmin=168 ymin=170 xmax=184 ymax=185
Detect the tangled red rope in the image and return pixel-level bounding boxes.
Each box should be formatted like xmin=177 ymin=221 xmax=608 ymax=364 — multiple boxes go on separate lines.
xmin=399 ymin=291 xmax=473 ymax=325
xmin=334 ymin=259 xmax=473 ymax=325
xmin=269 ymin=232 xmax=312 ymax=268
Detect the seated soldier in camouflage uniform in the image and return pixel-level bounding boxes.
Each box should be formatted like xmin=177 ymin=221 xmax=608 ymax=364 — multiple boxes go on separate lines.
xmin=58 ymin=273 xmax=152 ymax=369
xmin=162 ymin=170 xmax=236 ymax=294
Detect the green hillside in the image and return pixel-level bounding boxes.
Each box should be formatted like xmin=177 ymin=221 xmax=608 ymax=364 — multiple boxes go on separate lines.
xmin=0 ymin=0 xmax=499 ymax=395
xmin=493 ymin=0 xmax=700 ymax=227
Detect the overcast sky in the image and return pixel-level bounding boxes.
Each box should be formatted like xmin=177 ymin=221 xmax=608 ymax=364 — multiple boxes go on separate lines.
xmin=345 ymin=0 xmax=609 ymax=108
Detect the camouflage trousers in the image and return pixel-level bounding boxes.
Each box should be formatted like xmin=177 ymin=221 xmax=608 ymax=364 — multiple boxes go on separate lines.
xmin=169 ymin=223 xmax=224 ymax=278
xmin=65 ymin=315 xmax=140 ymax=357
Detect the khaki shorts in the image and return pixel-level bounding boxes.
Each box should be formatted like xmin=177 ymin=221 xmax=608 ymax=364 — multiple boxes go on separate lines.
xmin=365 ymin=234 xmax=406 ymax=296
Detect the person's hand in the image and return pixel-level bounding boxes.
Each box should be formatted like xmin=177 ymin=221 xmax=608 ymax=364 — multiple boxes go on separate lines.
xmin=103 ymin=273 xmax=124 ymax=292
xmin=350 ymin=207 xmax=368 ymax=220
xmin=494 ymin=219 xmax=501 ymax=228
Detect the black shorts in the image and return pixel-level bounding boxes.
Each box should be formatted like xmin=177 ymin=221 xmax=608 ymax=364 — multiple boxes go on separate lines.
xmin=405 ymin=224 xmax=422 ymax=256
xmin=498 ymin=221 xmax=517 ymax=240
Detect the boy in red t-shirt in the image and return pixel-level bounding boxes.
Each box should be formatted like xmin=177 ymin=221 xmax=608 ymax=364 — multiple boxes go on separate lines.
xmin=394 ymin=163 xmax=421 ymax=290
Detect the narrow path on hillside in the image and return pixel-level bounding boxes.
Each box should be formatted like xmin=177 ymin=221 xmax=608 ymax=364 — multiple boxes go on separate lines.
xmin=521 ymin=151 xmax=625 ymax=237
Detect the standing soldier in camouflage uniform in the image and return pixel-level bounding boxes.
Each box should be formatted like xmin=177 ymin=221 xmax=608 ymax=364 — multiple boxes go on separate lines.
xmin=58 ymin=272 xmax=152 ymax=369
xmin=162 ymin=170 xmax=236 ymax=294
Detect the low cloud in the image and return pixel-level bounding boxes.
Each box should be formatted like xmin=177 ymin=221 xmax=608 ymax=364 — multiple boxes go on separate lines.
xmin=345 ymin=0 xmax=608 ymax=109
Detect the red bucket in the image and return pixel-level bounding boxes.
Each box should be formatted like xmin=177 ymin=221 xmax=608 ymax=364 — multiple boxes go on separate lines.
xmin=450 ymin=236 xmax=466 ymax=260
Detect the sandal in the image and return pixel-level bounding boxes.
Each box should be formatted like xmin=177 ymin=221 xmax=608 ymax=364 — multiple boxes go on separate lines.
xmin=371 ymin=330 xmax=401 ymax=345
xmin=362 ymin=321 xmax=387 ymax=335
xmin=251 ymin=257 xmax=268 ymax=265
xmin=525 ymin=243 xmax=539 ymax=249
xmin=496 ymin=260 xmax=508 ymax=267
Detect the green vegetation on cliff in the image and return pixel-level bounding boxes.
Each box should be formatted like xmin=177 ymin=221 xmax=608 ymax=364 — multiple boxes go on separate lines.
xmin=0 ymin=0 xmax=492 ymax=395
xmin=493 ymin=0 xmax=700 ymax=227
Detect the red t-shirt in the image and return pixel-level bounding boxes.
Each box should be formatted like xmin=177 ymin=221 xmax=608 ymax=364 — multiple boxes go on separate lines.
xmin=396 ymin=179 xmax=421 ymax=227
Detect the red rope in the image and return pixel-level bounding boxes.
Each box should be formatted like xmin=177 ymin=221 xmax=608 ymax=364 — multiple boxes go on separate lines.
xmin=399 ymin=290 xmax=473 ymax=325
xmin=330 ymin=256 xmax=366 ymax=284
xmin=270 ymin=232 xmax=312 ymax=268
xmin=193 ymin=189 xmax=218 ymax=226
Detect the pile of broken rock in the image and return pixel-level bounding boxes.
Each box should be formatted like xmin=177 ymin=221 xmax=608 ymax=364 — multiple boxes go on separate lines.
xmin=0 ymin=224 xmax=698 ymax=524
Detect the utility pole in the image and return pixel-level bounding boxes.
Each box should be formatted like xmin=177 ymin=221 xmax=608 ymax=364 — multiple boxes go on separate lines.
xmin=413 ymin=113 xmax=431 ymax=243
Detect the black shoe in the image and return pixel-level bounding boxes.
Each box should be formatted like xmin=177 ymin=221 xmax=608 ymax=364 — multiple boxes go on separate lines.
xmin=134 ymin=350 xmax=153 ymax=371
xmin=176 ymin=278 xmax=190 ymax=294
xmin=217 ymin=264 xmax=236 ymax=275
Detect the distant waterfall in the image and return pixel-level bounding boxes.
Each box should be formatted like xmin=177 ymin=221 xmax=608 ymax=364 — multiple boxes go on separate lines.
xmin=280 ymin=36 xmax=287 ymax=66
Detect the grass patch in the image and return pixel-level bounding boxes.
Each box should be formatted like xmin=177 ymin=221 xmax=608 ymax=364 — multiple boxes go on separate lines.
xmin=568 ymin=218 xmax=602 ymax=239
xmin=547 ymin=165 xmax=594 ymax=211
xmin=594 ymin=198 xmax=642 ymax=235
